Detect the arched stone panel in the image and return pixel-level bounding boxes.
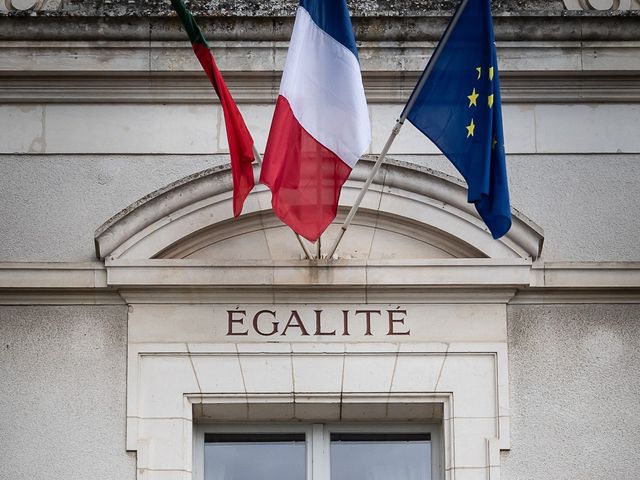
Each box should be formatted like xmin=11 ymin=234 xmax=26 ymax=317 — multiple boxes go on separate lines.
xmin=95 ymin=158 xmax=543 ymax=261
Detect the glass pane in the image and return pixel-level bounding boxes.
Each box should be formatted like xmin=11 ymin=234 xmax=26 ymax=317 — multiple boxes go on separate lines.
xmin=330 ymin=433 xmax=431 ymax=480
xmin=205 ymin=433 xmax=306 ymax=480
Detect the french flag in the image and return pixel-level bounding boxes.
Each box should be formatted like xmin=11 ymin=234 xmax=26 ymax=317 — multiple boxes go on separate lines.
xmin=261 ymin=0 xmax=371 ymax=243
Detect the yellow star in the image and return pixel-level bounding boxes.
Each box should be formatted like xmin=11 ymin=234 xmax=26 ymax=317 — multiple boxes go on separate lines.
xmin=476 ymin=67 xmax=482 ymax=79
xmin=489 ymin=67 xmax=494 ymax=81
xmin=492 ymin=138 xmax=498 ymax=149
xmin=488 ymin=94 xmax=494 ymax=108
xmin=466 ymin=118 xmax=476 ymax=138
xmin=467 ymin=88 xmax=479 ymax=107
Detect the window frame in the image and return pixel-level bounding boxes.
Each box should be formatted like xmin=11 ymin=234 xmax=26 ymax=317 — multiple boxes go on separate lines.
xmin=193 ymin=422 xmax=443 ymax=480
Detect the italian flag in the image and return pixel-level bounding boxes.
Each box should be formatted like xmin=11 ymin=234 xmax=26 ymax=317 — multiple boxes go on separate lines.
xmin=171 ymin=0 xmax=256 ymax=217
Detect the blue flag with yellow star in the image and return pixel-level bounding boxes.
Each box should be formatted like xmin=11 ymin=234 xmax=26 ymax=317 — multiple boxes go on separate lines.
xmin=403 ymin=0 xmax=511 ymax=239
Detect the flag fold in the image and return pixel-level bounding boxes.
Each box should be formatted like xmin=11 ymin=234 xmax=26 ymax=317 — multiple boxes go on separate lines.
xmin=171 ymin=0 xmax=255 ymax=218
xmin=261 ymin=0 xmax=371 ymax=242
xmin=403 ymin=0 xmax=512 ymax=239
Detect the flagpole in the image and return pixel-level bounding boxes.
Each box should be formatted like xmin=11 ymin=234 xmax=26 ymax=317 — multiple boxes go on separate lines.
xmin=326 ymin=0 xmax=470 ymax=259
xmin=252 ymin=144 xmax=313 ymax=260
xmin=325 ymin=119 xmax=403 ymax=259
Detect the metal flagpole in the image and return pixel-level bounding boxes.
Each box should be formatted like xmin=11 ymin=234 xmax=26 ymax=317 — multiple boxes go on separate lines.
xmin=326 ymin=0 xmax=470 ymax=259
xmin=252 ymin=144 xmax=313 ymax=260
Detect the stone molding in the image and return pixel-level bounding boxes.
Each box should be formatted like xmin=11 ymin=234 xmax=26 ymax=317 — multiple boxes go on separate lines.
xmin=1 ymin=262 xmax=640 ymax=304
xmin=94 ymin=160 xmax=544 ymax=261
xmin=127 ymin=341 xmax=510 ymax=480
xmin=2 ymin=72 xmax=640 ymax=104
xmin=1 ymin=0 xmax=639 ymax=16
xmin=530 ymin=261 xmax=640 ymax=288
xmin=0 ymin=0 xmax=61 ymax=12
xmin=1 ymin=12 xmax=638 ymax=42
xmin=0 ymin=1 xmax=573 ymax=17
xmin=105 ymin=258 xmax=533 ymax=290
xmin=564 ymin=0 xmax=640 ymax=10
xmin=0 ymin=261 xmax=107 ymax=288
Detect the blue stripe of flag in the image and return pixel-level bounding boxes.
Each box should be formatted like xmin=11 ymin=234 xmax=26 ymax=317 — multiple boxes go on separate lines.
xmin=300 ymin=0 xmax=358 ymax=58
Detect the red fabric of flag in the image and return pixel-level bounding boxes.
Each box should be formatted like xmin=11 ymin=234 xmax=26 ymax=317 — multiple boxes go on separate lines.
xmin=192 ymin=44 xmax=255 ymax=217
xmin=171 ymin=0 xmax=255 ymax=218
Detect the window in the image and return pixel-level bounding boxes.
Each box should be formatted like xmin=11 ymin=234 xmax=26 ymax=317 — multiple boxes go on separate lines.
xmin=194 ymin=424 xmax=442 ymax=480
xmin=204 ymin=433 xmax=306 ymax=480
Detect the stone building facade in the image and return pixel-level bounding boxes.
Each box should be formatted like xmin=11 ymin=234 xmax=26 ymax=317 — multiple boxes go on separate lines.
xmin=1 ymin=1 xmax=639 ymax=480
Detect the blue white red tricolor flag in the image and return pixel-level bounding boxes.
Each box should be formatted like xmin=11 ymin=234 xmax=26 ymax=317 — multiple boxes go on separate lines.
xmin=261 ymin=0 xmax=371 ymax=242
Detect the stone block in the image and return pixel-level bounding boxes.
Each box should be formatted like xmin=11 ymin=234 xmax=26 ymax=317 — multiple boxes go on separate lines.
xmin=0 ymin=105 xmax=45 ymax=153
xmin=436 ymin=354 xmax=497 ymax=418
xmin=341 ymin=353 xmax=396 ymax=393
xmin=535 ymin=104 xmax=640 ymax=154
xmin=292 ymin=354 xmax=345 ymax=393
xmin=237 ymin=354 xmax=293 ymax=394
xmin=138 ymin=355 xmax=199 ymax=418
xmin=190 ymin=355 xmax=245 ymax=394
xmin=453 ymin=417 xmax=497 ymax=468
xmin=44 ymin=104 xmax=220 ymax=154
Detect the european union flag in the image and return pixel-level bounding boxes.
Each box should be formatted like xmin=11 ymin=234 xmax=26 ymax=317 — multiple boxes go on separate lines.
xmin=403 ymin=0 xmax=511 ymax=239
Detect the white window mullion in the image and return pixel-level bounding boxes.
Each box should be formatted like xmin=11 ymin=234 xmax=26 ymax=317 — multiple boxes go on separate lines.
xmin=192 ymin=426 xmax=205 ymax=480
xmin=311 ymin=423 xmax=329 ymax=480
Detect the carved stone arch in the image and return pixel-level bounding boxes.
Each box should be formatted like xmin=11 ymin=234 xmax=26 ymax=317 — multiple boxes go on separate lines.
xmin=95 ymin=158 xmax=543 ymax=262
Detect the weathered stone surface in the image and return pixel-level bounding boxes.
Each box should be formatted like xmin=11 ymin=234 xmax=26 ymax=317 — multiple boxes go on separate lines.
xmin=1 ymin=153 xmax=638 ymax=262
xmin=0 ymin=0 xmax=564 ymax=17
xmin=0 ymin=13 xmax=638 ymax=42
xmin=0 ymin=305 xmax=136 ymax=480
xmin=504 ymin=304 xmax=640 ymax=480
xmin=1 ymin=0 xmax=639 ymax=17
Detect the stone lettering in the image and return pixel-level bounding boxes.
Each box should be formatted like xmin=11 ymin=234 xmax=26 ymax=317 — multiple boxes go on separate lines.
xmin=224 ymin=308 xmax=413 ymax=338
xmin=253 ymin=310 xmax=278 ymax=336
xmin=281 ymin=311 xmax=310 ymax=336
xmin=227 ymin=310 xmax=248 ymax=336
xmin=342 ymin=310 xmax=351 ymax=336
xmin=355 ymin=310 xmax=381 ymax=336
xmin=387 ymin=309 xmax=411 ymax=335
xmin=314 ymin=310 xmax=336 ymax=336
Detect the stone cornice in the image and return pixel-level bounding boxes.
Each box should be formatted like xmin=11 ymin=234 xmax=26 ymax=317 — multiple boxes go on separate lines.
xmin=0 ymin=262 xmax=639 ymax=305
xmin=0 ymin=0 xmax=638 ymax=17
xmin=0 ymin=13 xmax=639 ymax=42
xmin=0 ymin=0 xmax=592 ymax=17
xmin=0 ymin=262 xmax=107 ymax=288
xmin=1 ymin=72 xmax=638 ymax=104
xmin=0 ymin=262 xmax=123 ymax=305
xmin=530 ymin=262 xmax=640 ymax=288
xmin=104 ymin=258 xmax=534 ymax=288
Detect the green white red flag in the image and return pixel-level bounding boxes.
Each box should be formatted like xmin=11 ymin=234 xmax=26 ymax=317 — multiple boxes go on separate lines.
xmin=171 ymin=0 xmax=255 ymax=217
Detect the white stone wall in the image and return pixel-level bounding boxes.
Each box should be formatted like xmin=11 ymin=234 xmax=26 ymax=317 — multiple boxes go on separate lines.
xmin=2 ymin=304 xmax=639 ymax=480
xmin=2 ymin=152 xmax=639 ymax=262
xmin=503 ymin=304 xmax=640 ymax=479
xmin=1 ymin=7 xmax=639 ymax=480
xmin=0 ymin=306 xmax=136 ymax=480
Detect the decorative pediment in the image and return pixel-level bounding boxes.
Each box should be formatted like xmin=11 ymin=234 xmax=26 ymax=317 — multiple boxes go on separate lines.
xmin=96 ymin=160 xmax=543 ymax=261
xmin=95 ymin=158 xmax=543 ymax=263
